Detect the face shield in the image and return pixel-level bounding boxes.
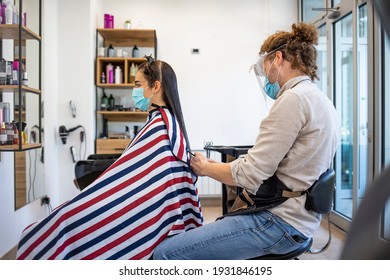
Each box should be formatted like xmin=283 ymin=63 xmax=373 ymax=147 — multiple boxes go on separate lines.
xmin=249 ymin=55 xmax=267 ymax=94
xmin=249 ymin=44 xmax=286 ymax=109
xmin=249 ymin=56 xmax=272 ymax=111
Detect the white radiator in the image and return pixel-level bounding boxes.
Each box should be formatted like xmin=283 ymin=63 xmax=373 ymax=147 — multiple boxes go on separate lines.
xmin=192 ymin=150 xmax=222 ymax=197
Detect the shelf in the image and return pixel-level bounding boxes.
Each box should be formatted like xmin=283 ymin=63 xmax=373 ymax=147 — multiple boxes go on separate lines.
xmin=96 ymin=83 xmax=135 ymax=88
xmin=96 ymin=57 xmax=147 ymax=86
xmin=0 ymin=85 xmax=41 ymax=94
xmin=97 ymin=29 xmax=156 ymax=48
xmin=0 ymin=24 xmax=41 ymax=41
xmin=0 ymin=143 xmax=41 ymax=152
xmin=97 ymin=111 xmax=148 ymax=122
xmin=97 ymin=57 xmax=147 ymax=62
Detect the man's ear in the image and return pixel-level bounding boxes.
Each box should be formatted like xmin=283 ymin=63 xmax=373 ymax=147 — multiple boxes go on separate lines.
xmin=275 ymin=51 xmax=284 ymax=66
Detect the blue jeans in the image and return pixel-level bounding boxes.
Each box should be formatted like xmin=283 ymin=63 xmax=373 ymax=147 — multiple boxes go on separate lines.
xmin=153 ymin=210 xmax=309 ymax=260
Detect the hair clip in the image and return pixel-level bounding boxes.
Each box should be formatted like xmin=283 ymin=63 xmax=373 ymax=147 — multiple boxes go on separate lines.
xmin=144 ymin=55 xmax=155 ymax=64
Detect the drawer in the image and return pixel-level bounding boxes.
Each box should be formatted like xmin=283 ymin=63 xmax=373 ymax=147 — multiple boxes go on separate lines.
xmin=96 ymin=138 xmax=131 ymax=154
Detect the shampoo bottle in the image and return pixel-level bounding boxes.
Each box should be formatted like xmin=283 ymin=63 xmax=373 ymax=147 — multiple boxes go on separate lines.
xmin=12 ymin=0 xmax=18 ymax=24
xmin=115 ymin=66 xmax=121 ymax=84
xmin=0 ymin=122 xmax=7 ymax=145
xmin=132 ymin=45 xmax=139 ymax=58
xmin=101 ymin=92 xmax=108 ymax=111
xmin=106 ymin=63 xmax=113 ymax=83
xmin=108 ymin=94 xmax=115 ymax=110
xmin=107 ymin=44 xmax=115 ymax=57
xmin=129 ymin=63 xmax=136 ymax=83
xmin=5 ymin=1 xmax=12 ymax=25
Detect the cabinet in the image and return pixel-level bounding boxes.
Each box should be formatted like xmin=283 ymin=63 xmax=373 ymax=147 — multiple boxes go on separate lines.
xmin=95 ymin=29 xmax=157 ymax=154
xmin=0 ymin=0 xmax=42 ymax=152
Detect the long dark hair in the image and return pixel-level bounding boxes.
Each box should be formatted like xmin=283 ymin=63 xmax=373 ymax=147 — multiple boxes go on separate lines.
xmin=138 ymin=58 xmax=192 ymax=150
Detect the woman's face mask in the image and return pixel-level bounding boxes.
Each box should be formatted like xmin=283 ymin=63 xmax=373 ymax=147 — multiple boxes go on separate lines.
xmin=132 ymin=85 xmax=154 ymax=111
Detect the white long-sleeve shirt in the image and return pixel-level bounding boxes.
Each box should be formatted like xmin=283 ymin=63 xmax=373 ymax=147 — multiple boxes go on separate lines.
xmin=230 ymin=75 xmax=340 ymax=237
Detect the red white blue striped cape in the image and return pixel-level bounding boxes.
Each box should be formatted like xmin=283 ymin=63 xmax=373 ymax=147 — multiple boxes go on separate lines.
xmin=16 ymin=107 xmax=203 ymax=260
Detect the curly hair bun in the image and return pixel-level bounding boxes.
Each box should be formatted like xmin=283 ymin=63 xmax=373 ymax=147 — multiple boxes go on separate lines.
xmin=291 ymin=22 xmax=318 ymax=45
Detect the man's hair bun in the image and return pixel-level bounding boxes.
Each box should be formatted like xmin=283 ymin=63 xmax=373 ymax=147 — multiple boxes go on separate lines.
xmin=291 ymin=22 xmax=318 ymax=46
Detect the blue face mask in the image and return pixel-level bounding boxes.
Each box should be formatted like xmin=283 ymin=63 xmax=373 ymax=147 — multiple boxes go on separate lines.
xmin=132 ymin=86 xmax=153 ymax=111
xmin=263 ymin=76 xmax=280 ymax=100
xmin=263 ymin=57 xmax=282 ymax=100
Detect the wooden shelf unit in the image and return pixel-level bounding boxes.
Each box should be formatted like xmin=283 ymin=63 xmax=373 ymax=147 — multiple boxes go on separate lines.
xmin=0 ymin=143 xmax=41 ymax=151
xmin=96 ymin=57 xmax=147 ymax=86
xmin=97 ymin=29 xmax=156 ymax=48
xmin=95 ymin=29 xmax=157 ymax=154
xmin=0 ymin=85 xmax=41 ymax=94
xmin=0 ymin=24 xmax=41 ymax=41
xmin=0 ymin=4 xmax=42 ymax=153
xmin=97 ymin=111 xmax=148 ymax=122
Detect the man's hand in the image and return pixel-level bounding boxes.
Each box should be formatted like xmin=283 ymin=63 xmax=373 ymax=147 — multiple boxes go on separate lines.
xmin=190 ymin=152 xmax=210 ymax=176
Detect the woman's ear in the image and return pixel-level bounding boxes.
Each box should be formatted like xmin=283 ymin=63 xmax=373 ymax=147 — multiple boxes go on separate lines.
xmin=153 ymin=80 xmax=162 ymax=92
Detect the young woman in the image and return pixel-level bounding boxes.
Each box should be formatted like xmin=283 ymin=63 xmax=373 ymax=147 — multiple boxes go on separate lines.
xmin=16 ymin=59 xmax=203 ymax=260
xmin=154 ymin=22 xmax=340 ymax=260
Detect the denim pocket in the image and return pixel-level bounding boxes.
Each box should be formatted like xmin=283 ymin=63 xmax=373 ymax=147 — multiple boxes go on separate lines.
xmin=262 ymin=215 xmax=309 ymax=255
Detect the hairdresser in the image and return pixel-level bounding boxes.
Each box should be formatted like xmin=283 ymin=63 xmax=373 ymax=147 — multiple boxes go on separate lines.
xmin=154 ymin=22 xmax=340 ymax=260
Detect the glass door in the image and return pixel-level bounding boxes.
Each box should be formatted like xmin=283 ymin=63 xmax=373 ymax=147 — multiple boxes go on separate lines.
xmin=382 ymin=29 xmax=390 ymax=243
xmin=316 ymin=24 xmax=328 ymax=94
xmin=334 ymin=12 xmax=354 ymax=219
xmin=332 ymin=2 xmax=369 ymax=225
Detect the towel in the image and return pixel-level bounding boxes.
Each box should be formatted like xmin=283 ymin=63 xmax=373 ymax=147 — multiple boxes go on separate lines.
xmin=16 ymin=107 xmax=203 ymax=260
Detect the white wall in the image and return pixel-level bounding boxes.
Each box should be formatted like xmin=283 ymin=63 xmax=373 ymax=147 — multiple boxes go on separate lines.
xmin=102 ymin=0 xmax=298 ymax=149
xmin=0 ymin=0 xmax=297 ymax=257
xmin=55 ymin=0 xmax=97 ymax=202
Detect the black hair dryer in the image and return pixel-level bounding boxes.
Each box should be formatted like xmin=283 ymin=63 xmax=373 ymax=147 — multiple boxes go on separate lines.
xmin=59 ymin=125 xmax=82 ymax=144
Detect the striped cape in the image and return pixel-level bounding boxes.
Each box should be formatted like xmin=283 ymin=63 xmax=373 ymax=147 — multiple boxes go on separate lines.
xmin=16 ymin=107 xmax=203 ymax=260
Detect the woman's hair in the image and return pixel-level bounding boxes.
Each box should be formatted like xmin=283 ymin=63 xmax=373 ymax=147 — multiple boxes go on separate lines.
xmin=138 ymin=59 xmax=192 ymax=150
xmin=260 ymin=22 xmax=319 ymax=81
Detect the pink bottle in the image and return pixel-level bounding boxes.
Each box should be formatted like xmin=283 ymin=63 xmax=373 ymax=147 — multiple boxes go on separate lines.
xmin=109 ymin=15 xmax=114 ymax=28
xmin=106 ymin=63 xmax=113 ymax=84
xmin=104 ymin=14 xmax=110 ymax=28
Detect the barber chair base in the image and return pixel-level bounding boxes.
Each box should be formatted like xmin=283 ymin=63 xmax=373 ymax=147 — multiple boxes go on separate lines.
xmin=249 ymin=238 xmax=313 ymax=260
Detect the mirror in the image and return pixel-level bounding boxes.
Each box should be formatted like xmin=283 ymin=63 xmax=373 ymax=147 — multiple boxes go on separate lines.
xmin=14 ymin=93 xmax=44 ymax=210
xmin=13 ymin=0 xmax=44 ymax=210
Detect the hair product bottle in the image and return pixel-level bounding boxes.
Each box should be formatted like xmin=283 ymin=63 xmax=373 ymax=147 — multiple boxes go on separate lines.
xmin=0 ymin=122 xmax=7 ymax=145
xmin=115 ymin=66 xmax=121 ymax=84
xmin=101 ymin=92 xmax=108 ymax=111
xmin=12 ymin=121 xmax=18 ymax=144
xmin=12 ymin=60 xmax=18 ymax=85
xmin=107 ymin=44 xmax=115 ymax=57
xmin=5 ymin=1 xmax=12 ymax=25
xmin=132 ymin=45 xmax=139 ymax=58
xmin=22 ymin=71 xmax=28 ymax=86
xmin=129 ymin=63 xmax=136 ymax=83
xmin=106 ymin=63 xmax=113 ymax=84
xmin=108 ymin=94 xmax=115 ymax=111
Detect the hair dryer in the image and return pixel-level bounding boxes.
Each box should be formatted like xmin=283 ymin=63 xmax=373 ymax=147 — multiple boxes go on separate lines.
xmin=59 ymin=125 xmax=82 ymax=144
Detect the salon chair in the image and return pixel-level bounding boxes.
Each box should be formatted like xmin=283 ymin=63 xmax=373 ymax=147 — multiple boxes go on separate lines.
xmin=73 ymin=153 xmax=120 ymax=191
xmin=250 ymin=168 xmax=336 ymax=260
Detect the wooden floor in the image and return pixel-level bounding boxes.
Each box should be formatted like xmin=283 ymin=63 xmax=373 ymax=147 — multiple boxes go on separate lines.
xmin=1 ymin=197 xmax=347 ymax=260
